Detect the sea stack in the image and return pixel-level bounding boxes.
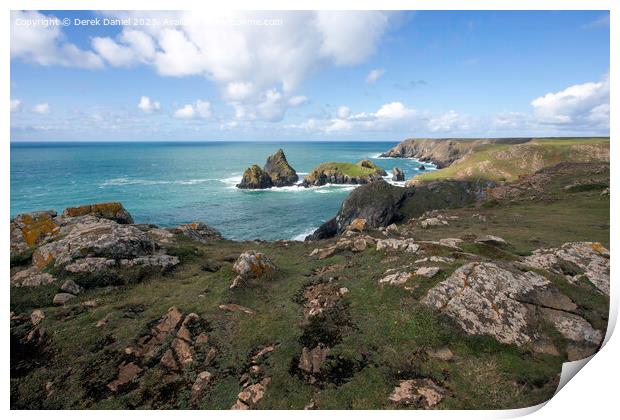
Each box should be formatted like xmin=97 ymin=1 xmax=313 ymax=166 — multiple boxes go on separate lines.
xmin=237 ymin=149 xmax=298 ymax=189
xmin=392 ymin=167 xmax=405 ymax=182
xmin=302 ymin=159 xmax=387 ymax=187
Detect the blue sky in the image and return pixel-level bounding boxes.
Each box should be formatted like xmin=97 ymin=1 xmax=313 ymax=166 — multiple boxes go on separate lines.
xmin=10 ymin=10 xmax=610 ymax=141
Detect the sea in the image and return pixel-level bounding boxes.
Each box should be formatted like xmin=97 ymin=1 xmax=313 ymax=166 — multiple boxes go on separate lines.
xmin=10 ymin=142 xmax=436 ymax=241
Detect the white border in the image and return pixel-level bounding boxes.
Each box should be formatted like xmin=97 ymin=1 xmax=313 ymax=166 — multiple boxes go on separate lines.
xmin=3 ymin=1 xmax=617 ymax=419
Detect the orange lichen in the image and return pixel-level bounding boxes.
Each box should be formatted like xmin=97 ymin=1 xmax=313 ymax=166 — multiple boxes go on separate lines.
xmin=64 ymin=202 xmax=123 ymax=218
xmin=590 ymin=242 xmax=608 ymax=255
xmin=17 ymin=214 xmax=59 ymax=246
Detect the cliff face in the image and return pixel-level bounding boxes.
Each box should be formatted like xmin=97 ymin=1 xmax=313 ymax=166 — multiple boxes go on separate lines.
xmin=380 ymin=138 xmax=532 ymax=168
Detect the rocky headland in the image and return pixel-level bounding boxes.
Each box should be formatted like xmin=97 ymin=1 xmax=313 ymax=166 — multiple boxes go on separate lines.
xmin=10 ymin=138 xmax=610 ymax=410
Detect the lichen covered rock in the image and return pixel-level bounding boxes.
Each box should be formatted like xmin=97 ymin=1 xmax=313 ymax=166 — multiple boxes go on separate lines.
xmin=263 ymin=148 xmax=299 ymax=187
xmin=62 ymin=202 xmax=133 ymax=224
xmin=230 ymin=251 xmax=276 ymax=288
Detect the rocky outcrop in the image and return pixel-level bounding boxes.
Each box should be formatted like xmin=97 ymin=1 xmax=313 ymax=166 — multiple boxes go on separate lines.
xmin=301 ymin=160 xmax=387 ymax=187
xmin=237 ymin=149 xmax=298 ymax=189
xmin=237 ymin=165 xmax=273 ymax=189
xmin=230 ymin=251 xmax=277 ymax=288
xmin=62 ymin=202 xmax=134 ymax=224
xmin=306 ymin=180 xmax=415 ymax=240
xmin=170 ymin=221 xmax=222 ymax=243
xmin=392 ymin=167 xmax=405 ymax=181
xmin=263 ymin=148 xmax=299 ymax=187
xmin=522 ymin=242 xmax=610 ymax=296
xmin=10 ymin=210 xmax=60 ymax=263
xmin=10 ymin=203 xmax=183 ymax=290
xmin=421 ymin=262 xmax=602 ymax=359
xmin=380 ymin=138 xmax=531 ymax=168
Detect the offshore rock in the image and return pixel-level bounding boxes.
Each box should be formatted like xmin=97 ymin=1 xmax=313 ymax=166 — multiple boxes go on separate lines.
xmin=263 ymin=148 xmax=299 ymax=187
xmin=237 ymin=165 xmax=273 ymax=189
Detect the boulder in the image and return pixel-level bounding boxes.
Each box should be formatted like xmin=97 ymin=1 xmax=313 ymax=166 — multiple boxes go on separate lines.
xmin=307 ymin=180 xmax=415 ymax=240
xmin=62 ymin=202 xmax=133 ymax=224
xmin=11 ymin=266 xmax=56 ymax=287
xmin=171 ymin=221 xmax=222 ymax=243
xmin=190 ymin=371 xmax=213 ymax=401
xmin=376 ymin=238 xmax=420 ymax=253
xmin=263 ymin=149 xmax=299 ymax=187
xmin=392 ymin=167 xmax=405 ymax=182
xmin=415 ymin=267 xmax=441 ymax=278
xmin=230 ymin=251 xmax=277 ymax=288
xmin=347 ymin=218 xmax=367 ymax=232
xmin=219 ymin=303 xmax=256 ymax=315
xmin=521 ymin=242 xmax=610 ymax=296
xmin=421 ymin=262 xmax=601 ymax=355
xmin=53 ymin=293 xmax=76 ymax=305
xmin=60 ymin=279 xmax=83 ymax=295
xmin=237 ymin=165 xmax=273 ymax=189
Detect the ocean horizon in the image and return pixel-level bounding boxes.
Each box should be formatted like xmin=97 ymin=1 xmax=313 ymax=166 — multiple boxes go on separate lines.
xmin=10 ymin=141 xmax=436 ymax=240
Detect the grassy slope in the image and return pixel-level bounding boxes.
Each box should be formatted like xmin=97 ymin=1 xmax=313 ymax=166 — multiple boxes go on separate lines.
xmin=414 ymin=138 xmax=609 ymax=183
xmin=11 ymin=162 xmax=609 ymax=410
xmin=312 ymin=162 xmax=378 ymax=177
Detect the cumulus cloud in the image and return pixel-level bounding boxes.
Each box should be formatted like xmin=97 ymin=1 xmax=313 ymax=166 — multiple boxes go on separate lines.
xmin=365 ymin=68 xmax=385 ymax=84
xmin=530 ymin=74 xmax=609 ymax=130
xmin=10 ymin=99 xmax=22 ymax=112
xmin=11 ymin=11 xmax=103 ymax=69
xmin=32 ymin=103 xmax=51 ymax=114
xmin=337 ymin=106 xmax=351 ymax=119
xmin=137 ymin=96 xmax=161 ymax=114
xmin=12 ymin=11 xmax=392 ymax=123
xmin=428 ymin=110 xmax=473 ymax=132
xmin=173 ymin=100 xmax=212 ymax=119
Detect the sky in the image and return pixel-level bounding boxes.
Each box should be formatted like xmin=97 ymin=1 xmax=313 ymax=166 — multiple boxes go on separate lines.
xmin=10 ymin=10 xmax=610 ymax=141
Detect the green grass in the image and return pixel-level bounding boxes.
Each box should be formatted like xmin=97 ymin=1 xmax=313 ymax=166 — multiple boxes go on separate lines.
xmin=313 ymin=162 xmax=379 ymax=177
xmin=414 ymin=138 xmax=609 ymax=183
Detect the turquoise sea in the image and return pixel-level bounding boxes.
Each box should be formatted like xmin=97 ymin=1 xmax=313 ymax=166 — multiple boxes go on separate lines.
xmin=10 ymin=142 xmax=435 ymax=240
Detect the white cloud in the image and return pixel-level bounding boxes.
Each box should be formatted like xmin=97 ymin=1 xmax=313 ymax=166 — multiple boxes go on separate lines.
xmin=173 ymin=100 xmax=212 ymax=119
xmin=375 ymin=102 xmax=416 ymax=119
xmin=12 ymin=11 xmax=394 ymax=123
xmin=337 ymin=106 xmax=351 ymax=119
xmin=11 ymin=11 xmax=103 ymax=69
xmin=137 ymin=96 xmax=161 ymax=114
xmin=365 ymin=68 xmax=385 ymax=84
xmin=32 ymin=103 xmax=51 ymax=114
xmin=428 ymin=110 xmax=473 ymax=132
xmin=530 ymin=74 xmax=609 ymax=129
xmin=288 ymin=95 xmax=308 ymax=107
xmin=10 ymin=99 xmax=22 ymax=112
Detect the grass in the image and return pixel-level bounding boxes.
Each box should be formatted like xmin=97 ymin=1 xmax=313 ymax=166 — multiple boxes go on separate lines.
xmin=414 ymin=138 xmax=609 ymax=183
xmin=312 ymin=162 xmax=379 ymax=177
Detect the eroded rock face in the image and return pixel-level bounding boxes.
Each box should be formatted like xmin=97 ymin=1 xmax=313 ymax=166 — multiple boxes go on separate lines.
xmin=237 ymin=165 xmax=273 ymax=189
xmin=421 ymin=262 xmax=601 ymax=354
xmin=263 ymin=149 xmax=299 ymax=187
xmin=392 ymin=167 xmax=405 ymax=182
xmin=62 ymin=202 xmax=133 ymax=224
xmin=521 ymin=242 xmax=610 ymax=296
xmin=230 ymin=251 xmax=276 ymax=288
xmin=307 ymin=180 xmax=414 ymax=240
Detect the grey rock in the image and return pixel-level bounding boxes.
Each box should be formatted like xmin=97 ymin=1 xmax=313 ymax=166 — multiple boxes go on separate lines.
xmin=392 ymin=167 xmax=405 ymax=181
xmin=60 ymin=279 xmax=83 ymax=295
xmin=53 ymin=293 xmax=76 ymax=305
